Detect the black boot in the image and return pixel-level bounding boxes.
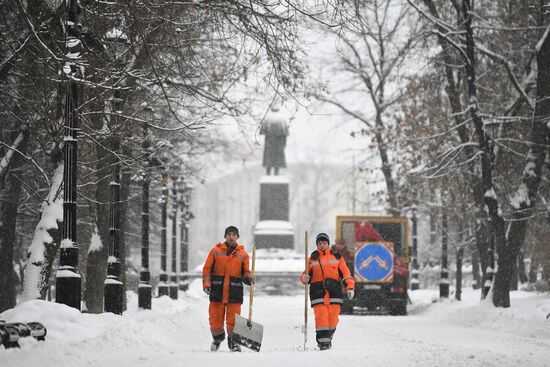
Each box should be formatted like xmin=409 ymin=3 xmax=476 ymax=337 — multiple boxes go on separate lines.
xmin=228 ymin=336 xmax=241 ymax=352
xmin=316 ymin=329 xmax=332 ymax=351
xmin=211 ymin=332 xmax=225 ymax=352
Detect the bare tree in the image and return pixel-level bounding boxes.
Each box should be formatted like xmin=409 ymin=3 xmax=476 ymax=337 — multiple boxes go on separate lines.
xmin=313 ymin=0 xmax=420 ymax=214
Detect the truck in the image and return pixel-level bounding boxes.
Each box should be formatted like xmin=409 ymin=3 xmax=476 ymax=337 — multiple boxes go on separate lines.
xmin=335 ymin=215 xmax=410 ymax=315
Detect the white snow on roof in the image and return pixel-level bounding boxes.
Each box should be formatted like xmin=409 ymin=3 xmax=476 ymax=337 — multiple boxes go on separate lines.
xmin=55 ymin=269 xmax=82 ymax=279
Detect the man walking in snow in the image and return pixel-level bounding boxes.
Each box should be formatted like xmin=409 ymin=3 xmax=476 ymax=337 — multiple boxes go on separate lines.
xmin=202 ymin=226 xmax=254 ymax=352
xmin=301 ymin=233 xmax=355 ymax=350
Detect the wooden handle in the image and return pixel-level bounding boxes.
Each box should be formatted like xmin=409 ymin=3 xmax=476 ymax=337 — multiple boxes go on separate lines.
xmin=249 ymin=245 xmax=256 ymax=322
xmin=304 ymin=231 xmax=308 ymax=350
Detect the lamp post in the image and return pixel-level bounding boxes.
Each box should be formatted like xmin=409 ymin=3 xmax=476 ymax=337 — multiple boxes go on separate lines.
xmin=179 ymin=181 xmax=193 ymax=291
xmin=482 ymin=120 xmax=499 ymax=299
xmin=410 ymin=209 xmax=420 ymax=290
xmin=56 ymin=0 xmax=82 ymax=310
xmin=401 ymin=206 xmax=421 ymax=291
xmin=103 ymin=22 xmax=128 ymax=315
xmin=138 ymin=106 xmax=153 ymax=309
xmin=439 ymin=212 xmax=449 ymax=298
xmin=158 ymin=173 xmax=170 ymax=297
xmin=169 ymin=177 xmax=179 ymax=300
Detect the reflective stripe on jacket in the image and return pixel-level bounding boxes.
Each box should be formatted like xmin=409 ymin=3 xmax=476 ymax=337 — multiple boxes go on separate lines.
xmin=300 ymin=246 xmax=355 ymax=307
xmin=202 ymin=242 xmax=251 ymax=304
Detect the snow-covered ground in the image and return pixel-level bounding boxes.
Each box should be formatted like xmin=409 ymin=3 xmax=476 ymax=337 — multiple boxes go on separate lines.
xmin=2 ymin=281 xmax=550 ymax=367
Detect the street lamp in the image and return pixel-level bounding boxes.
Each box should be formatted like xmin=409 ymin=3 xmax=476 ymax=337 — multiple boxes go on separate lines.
xmin=56 ymin=0 xmax=83 ymax=311
xmin=410 ymin=209 xmax=420 ymax=290
xmin=401 ymin=206 xmax=421 ymax=291
xmin=104 ymin=22 xmax=129 ymax=315
xmin=439 ymin=212 xmax=449 ymax=298
xmin=158 ymin=173 xmax=170 ymax=297
xmin=138 ymin=105 xmax=153 ymax=310
xmin=169 ymin=176 xmax=179 ymax=300
xmin=179 ymin=180 xmax=194 ymax=291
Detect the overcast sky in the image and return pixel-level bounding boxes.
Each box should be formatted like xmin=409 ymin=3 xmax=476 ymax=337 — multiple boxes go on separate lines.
xmin=198 ymin=25 xmax=374 ymax=182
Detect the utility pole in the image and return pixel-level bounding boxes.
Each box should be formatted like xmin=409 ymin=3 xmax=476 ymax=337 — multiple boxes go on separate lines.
xmin=410 ymin=210 xmax=420 ymax=290
xmin=158 ymin=173 xmax=169 ymax=297
xmin=56 ymin=0 xmax=82 ymax=310
xmin=439 ymin=212 xmax=449 ymax=298
xmin=138 ymin=107 xmax=152 ymax=309
xmin=169 ymin=177 xmax=179 ymax=300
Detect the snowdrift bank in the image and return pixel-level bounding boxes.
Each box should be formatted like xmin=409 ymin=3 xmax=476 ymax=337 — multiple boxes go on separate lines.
xmin=1 ymin=283 xmax=549 ymax=367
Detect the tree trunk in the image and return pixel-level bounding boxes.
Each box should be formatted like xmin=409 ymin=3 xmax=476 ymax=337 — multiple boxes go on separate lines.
xmin=510 ymin=261 xmax=519 ymax=291
xmin=455 ymin=246 xmax=464 ymax=301
xmin=77 ymin=219 xmax=93 ymax=303
xmin=374 ymin=112 xmax=399 ymax=215
xmin=475 ymin=213 xmax=489 ymax=294
xmin=517 ymin=249 xmax=528 ymax=284
xmin=471 ymin=247 xmax=481 ymax=289
xmin=118 ymin=158 xmax=132 ymax=311
xmin=0 ymin=131 xmax=28 ymax=311
xmin=492 ymin=25 xmax=550 ymax=307
xmin=528 ymin=255 xmax=539 ymax=284
xmin=83 ymin=139 xmax=111 ymax=313
xmin=21 ymin=164 xmax=64 ymax=302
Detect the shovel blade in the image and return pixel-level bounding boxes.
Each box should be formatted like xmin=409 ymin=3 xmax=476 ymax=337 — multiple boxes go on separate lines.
xmin=233 ymin=315 xmax=263 ymax=352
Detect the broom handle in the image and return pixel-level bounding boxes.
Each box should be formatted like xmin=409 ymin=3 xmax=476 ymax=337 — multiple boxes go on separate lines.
xmin=304 ymin=231 xmax=308 ymax=350
xmin=249 ymin=245 xmax=256 ymax=322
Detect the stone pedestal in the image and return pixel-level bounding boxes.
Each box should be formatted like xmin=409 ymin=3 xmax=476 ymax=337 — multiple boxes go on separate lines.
xmin=254 ymin=175 xmax=294 ymax=249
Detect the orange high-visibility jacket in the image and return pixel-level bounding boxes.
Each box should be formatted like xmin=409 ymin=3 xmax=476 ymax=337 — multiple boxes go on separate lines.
xmin=301 ymin=246 xmax=355 ymax=306
xmin=203 ymin=242 xmax=251 ymax=304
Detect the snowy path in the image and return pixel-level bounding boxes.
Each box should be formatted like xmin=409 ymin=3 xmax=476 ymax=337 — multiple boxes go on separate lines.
xmin=2 ymin=283 xmax=550 ymax=367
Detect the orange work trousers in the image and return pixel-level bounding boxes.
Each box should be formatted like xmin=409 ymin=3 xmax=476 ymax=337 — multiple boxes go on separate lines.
xmin=209 ymin=302 xmax=241 ymax=337
xmin=313 ymin=303 xmax=341 ymax=344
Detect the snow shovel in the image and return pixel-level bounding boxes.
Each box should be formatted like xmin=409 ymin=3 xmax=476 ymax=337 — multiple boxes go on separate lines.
xmin=233 ymin=245 xmax=263 ymax=352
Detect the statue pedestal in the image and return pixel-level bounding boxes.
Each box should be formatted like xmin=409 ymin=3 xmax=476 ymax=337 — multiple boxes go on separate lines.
xmin=254 ymin=175 xmax=294 ymax=249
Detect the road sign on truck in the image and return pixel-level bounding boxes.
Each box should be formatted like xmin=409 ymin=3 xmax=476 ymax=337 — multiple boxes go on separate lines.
xmin=336 ymin=216 xmax=409 ymax=315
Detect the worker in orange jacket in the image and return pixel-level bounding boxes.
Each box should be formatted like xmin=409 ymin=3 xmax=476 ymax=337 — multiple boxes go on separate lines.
xmin=202 ymin=226 xmax=254 ymax=352
xmin=301 ymin=233 xmax=355 ymax=350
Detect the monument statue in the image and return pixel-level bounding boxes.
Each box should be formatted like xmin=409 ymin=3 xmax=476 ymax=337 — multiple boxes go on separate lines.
xmin=254 ymin=102 xmax=294 ymax=250
xmin=260 ymin=104 xmax=288 ymax=175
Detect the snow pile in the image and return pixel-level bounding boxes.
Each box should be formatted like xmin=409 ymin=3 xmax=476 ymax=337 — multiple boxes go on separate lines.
xmin=1 ymin=292 xmax=196 ymax=367
xmin=254 ymin=248 xmax=304 ymax=272
xmin=2 ymin=284 xmax=550 ymax=367
xmin=427 ymin=290 xmax=550 ymax=339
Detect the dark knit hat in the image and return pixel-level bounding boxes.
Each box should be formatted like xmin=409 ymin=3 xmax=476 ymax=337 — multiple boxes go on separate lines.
xmin=224 ymin=225 xmax=239 ymax=237
xmin=316 ymin=232 xmax=330 ymax=245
